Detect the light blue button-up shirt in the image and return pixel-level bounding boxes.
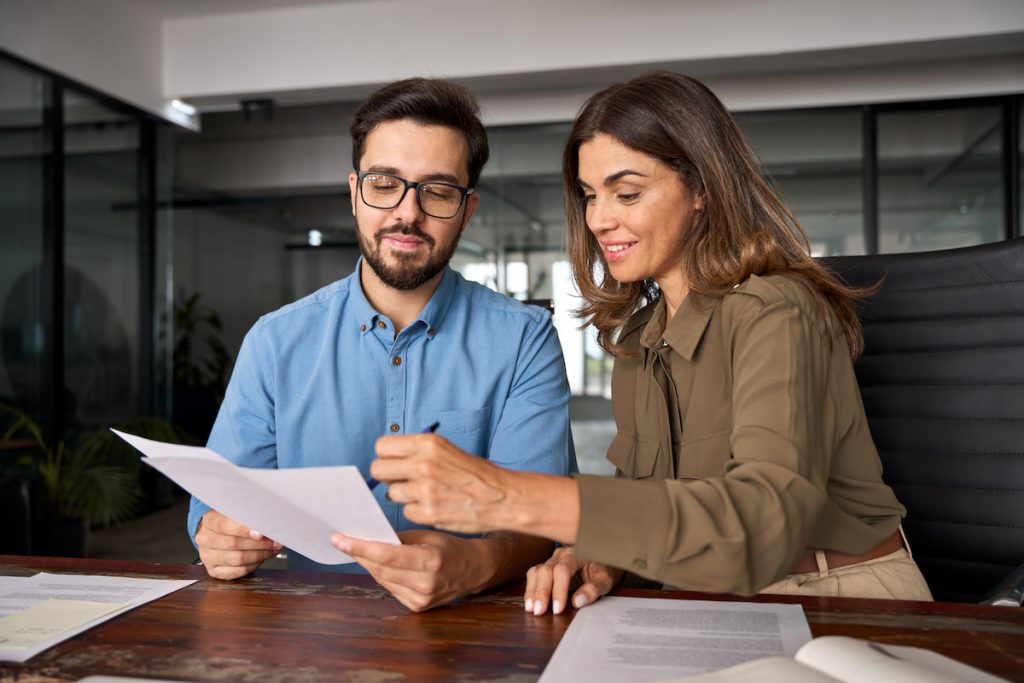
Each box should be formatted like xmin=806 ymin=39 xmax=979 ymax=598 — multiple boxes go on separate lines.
xmin=188 ymin=264 xmax=575 ymax=571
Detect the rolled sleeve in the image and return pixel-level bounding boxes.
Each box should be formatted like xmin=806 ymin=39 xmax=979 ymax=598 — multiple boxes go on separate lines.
xmin=487 ymin=312 xmax=576 ymax=476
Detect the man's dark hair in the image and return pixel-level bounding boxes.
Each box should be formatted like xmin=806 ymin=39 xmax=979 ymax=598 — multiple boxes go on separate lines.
xmin=350 ymin=78 xmax=490 ymax=187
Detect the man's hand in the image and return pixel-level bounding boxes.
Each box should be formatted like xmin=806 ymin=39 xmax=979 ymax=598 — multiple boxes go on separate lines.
xmin=524 ymin=546 xmax=622 ymax=615
xmin=330 ymin=529 xmax=489 ymax=612
xmin=331 ymin=529 xmax=549 ymax=612
xmin=195 ymin=510 xmax=282 ymax=580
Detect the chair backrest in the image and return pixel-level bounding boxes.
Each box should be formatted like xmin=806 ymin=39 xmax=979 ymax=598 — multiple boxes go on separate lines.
xmin=823 ymin=238 xmax=1024 ymax=602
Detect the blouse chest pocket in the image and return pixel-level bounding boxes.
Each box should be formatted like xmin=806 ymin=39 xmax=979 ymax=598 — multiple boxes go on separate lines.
xmin=605 ymin=431 xmax=664 ymax=480
xmin=676 ymin=431 xmax=733 ymax=479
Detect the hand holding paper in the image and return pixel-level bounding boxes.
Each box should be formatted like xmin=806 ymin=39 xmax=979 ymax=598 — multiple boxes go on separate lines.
xmin=195 ymin=509 xmax=283 ymax=580
xmin=113 ymin=430 xmax=400 ymax=565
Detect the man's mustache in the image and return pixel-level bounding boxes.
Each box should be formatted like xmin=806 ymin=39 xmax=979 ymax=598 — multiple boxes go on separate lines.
xmin=374 ymin=223 xmax=435 ymax=247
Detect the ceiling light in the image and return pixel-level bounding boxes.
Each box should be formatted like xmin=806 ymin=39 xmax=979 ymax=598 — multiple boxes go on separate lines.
xmin=170 ymin=99 xmax=197 ymax=116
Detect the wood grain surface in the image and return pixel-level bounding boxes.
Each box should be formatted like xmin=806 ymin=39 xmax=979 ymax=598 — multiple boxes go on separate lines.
xmin=1 ymin=555 xmax=1022 ymax=682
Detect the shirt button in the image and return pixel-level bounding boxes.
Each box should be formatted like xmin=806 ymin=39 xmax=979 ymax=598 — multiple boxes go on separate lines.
xmin=377 ymin=321 xmax=386 ymax=329
xmin=360 ymin=324 xmax=366 ymax=332
xmin=392 ymin=356 xmax=402 ymax=366
xmin=389 ymin=423 xmax=400 ymax=433
xmin=427 ymin=327 xmax=435 ymax=336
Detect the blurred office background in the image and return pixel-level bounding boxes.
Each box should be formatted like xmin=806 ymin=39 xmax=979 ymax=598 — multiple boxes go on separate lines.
xmin=0 ymin=0 xmax=1022 ymax=559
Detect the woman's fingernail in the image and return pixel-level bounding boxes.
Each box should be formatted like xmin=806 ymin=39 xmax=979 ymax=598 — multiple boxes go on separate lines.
xmin=524 ymin=598 xmax=533 ymax=612
xmin=574 ymin=595 xmax=588 ymax=608
xmin=552 ymin=600 xmax=562 ymax=614
xmin=533 ymin=601 xmax=544 ymax=616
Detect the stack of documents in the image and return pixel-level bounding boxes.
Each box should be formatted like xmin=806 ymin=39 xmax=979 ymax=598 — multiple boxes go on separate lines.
xmin=0 ymin=572 xmax=194 ymax=662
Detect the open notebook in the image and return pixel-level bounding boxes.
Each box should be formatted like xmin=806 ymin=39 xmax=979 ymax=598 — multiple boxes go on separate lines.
xmin=663 ymin=635 xmax=1008 ymax=683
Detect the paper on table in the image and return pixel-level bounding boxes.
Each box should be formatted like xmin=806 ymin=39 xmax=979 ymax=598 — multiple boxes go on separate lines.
xmin=112 ymin=429 xmax=400 ymax=564
xmin=0 ymin=572 xmax=194 ymax=662
xmin=0 ymin=599 xmax=129 ymax=648
xmin=538 ymin=596 xmax=812 ymax=683
xmin=0 ymin=577 xmax=24 ymax=592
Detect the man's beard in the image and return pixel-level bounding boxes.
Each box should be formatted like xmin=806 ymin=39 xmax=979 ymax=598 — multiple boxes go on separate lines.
xmin=357 ymin=220 xmax=461 ymax=291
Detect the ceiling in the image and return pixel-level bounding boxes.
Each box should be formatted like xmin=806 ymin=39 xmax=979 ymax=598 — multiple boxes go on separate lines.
xmin=138 ymin=0 xmax=372 ymax=20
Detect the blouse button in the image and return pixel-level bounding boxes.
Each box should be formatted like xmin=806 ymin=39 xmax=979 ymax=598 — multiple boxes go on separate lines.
xmin=377 ymin=321 xmax=386 ymax=329
xmin=392 ymin=356 xmax=402 ymax=366
xmin=360 ymin=324 xmax=366 ymax=332
xmin=389 ymin=423 xmax=400 ymax=433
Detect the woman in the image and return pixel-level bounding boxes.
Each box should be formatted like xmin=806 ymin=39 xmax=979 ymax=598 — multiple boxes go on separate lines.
xmin=363 ymin=71 xmax=932 ymax=613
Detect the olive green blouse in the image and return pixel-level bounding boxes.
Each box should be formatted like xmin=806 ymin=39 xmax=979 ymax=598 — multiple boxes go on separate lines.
xmin=574 ymin=274 xmax=905 ymax=595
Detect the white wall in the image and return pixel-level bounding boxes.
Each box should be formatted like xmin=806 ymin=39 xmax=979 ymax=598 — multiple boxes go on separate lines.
xmin=0 ymin=0 xmax=198 ymax=129
xmin=161 ymin=0 xmax=1024 ymax=122
xmin=2 ymin=0 xmax=1021 ymax=129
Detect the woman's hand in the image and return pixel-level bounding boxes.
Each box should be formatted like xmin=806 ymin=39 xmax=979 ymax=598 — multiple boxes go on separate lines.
xmin=373 ymin=433 xmax=581 ymax=543
xmin=524 ymin=546 xmax=623 ymax=615
xmin=372 ymin=433 xmax=515 ymax=534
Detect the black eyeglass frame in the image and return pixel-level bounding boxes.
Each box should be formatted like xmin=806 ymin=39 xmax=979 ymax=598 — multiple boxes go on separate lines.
xmin=355 ymin=170 xmax=475 ymax=219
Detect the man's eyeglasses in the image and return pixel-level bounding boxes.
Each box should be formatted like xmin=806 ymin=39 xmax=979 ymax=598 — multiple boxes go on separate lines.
xmin=356 ymin=171 xmax=474 ymax=220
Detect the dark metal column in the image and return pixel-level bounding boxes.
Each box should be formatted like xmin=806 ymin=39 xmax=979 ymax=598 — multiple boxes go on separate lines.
xmin=861 ymin=105 xmax=879 ymax=255
xmin=138 ymin=120 xmax=157 ymax=415
xmin=1004 ymin=98 xmax=1021 ymax=240
xmin=40 ymin=80 xmax=64 ymax=443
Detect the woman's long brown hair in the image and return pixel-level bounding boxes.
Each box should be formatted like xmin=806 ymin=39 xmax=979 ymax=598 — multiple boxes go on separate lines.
xmin=563 ymin=71 xmax=871 ymax=358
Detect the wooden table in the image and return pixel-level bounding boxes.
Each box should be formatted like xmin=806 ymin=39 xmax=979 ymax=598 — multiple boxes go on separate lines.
xmin=2 ymin=555 xmax=1023 ymax=682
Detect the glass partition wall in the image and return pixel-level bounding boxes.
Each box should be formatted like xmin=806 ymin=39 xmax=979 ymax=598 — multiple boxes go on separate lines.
xmin=878 ymin=105 xmax=1004 ymax=252
xmin=0 ymin=53 xmax=172 ymax=459
xmin=0 ymin=58 xmax=47 ymax=421
xmin=456 ymin=102 xmax=1021 ymax=398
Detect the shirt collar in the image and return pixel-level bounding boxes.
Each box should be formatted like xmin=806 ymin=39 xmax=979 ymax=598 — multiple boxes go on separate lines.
xmin=352 ymin=258 xmax=458 ymax=338
xmin=639 ymin=292 xmax=718 ymax=360
xmin=414 ymin=266 xmax=458 ymax=337
xmin=351 ymin=258 xmax=380 ymax=334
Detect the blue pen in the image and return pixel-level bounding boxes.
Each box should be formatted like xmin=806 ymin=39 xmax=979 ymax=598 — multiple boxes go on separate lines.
xmin=367 ymin=421 xmax=440 ymax=491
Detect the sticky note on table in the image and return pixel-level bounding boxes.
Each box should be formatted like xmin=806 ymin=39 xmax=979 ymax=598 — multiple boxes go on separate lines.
xmin=0 ymin=599 xmax=129 ymax=648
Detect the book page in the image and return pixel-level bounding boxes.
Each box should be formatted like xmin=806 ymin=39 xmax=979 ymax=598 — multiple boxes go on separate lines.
xmin=796 ymin=636 xmax=1008 ymax=683
xmin=658 ymin=656 xmax=842 ymax=683
xmin=539 ymin=596 xmax=812 ymax=683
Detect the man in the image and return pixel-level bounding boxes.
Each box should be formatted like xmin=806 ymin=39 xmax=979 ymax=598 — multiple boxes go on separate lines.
xmin=187 ymin=78 xmax=575 ymax=611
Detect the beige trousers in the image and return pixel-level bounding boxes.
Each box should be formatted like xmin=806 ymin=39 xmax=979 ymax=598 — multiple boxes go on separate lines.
xmin=760 ymin=528 xmax=934 ymax=601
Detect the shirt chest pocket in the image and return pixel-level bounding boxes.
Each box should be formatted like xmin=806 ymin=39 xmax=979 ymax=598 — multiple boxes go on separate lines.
xmin=605 ymin=431 xmax=666 ymax=480
xmin=677 ymin=431 xmax=732 ymax=479
xmin=436 ymin=406 xmax=489 ymax=455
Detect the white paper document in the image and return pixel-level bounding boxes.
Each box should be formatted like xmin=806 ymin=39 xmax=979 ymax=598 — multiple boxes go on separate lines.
xmin=538 ymin=596 xmax=812 ymax=683
xmin=0 ymin=576 xmax=24 ymax=593
xmin=0 ymin=572 xmax=194 ymax=662
xmin=113 ymin=430 xmax=400 ymax=564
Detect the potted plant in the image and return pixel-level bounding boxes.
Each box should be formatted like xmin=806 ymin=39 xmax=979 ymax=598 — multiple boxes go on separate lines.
xmin=166 ymin=293 xmax=232 ymax=443
xmin=0 ymin=405 xmax=180 ymax=557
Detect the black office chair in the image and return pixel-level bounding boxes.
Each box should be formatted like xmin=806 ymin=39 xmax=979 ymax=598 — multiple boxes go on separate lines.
xmin=824 ymin=238 xmax=1024 ymax=604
